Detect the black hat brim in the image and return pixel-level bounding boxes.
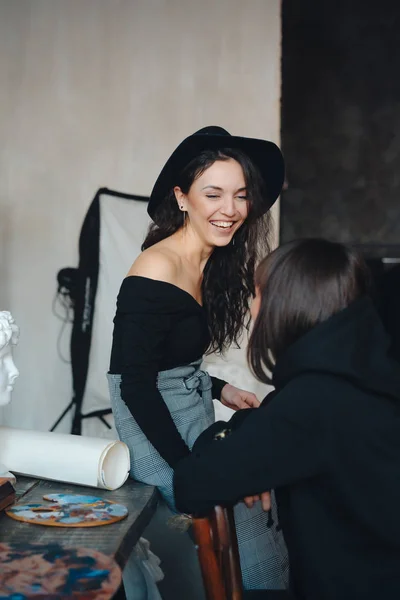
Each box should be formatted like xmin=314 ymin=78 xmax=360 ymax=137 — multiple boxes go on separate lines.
xmin=148 ymin=132 xmax=284 ymax=222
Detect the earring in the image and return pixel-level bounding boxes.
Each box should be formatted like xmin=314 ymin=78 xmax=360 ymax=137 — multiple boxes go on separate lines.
xmin=180 ymin=205 xmax=186 ymax=227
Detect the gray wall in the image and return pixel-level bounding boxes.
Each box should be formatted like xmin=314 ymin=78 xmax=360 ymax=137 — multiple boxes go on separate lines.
xmin=0 ymin=0 xmax=281 ymax=431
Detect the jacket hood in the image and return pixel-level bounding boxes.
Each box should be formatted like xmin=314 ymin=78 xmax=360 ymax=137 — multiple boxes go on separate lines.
xmin=273 ymin=296 xmax=400 ymax=401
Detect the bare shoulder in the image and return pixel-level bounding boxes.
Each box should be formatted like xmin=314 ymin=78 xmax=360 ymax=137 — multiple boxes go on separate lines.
xmin=127 ymin=247 xmax=180 ymax=284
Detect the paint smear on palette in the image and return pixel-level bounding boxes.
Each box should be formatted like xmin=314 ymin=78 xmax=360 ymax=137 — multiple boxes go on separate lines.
xmin=6 ymin=493 xmax=128 ymax=527
xmin=0 ymin=542 xmax=121 ymax=599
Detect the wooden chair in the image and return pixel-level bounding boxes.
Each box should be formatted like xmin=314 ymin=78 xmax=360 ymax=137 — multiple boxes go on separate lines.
xmin=192 ymin=506 xmax=288 ymax=600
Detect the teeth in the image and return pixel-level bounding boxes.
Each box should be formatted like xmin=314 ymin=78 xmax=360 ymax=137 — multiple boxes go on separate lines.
xmin=210 ymin=221 xmax=233 ymax=228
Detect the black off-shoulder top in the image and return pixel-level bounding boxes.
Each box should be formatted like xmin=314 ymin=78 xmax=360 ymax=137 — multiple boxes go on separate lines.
xmin=109 ymin=276 xmax=226 ymax=468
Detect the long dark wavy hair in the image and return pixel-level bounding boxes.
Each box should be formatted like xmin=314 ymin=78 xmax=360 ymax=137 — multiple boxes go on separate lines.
xmin=248 ymin=238 xmax=372 ymax=383
xmin=142 ymin=148 xmax=273 ymax=354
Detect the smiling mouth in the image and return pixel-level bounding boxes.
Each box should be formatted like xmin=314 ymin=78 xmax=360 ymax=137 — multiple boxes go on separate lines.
xmin=209 ymin=220 xmax=235 ymax=231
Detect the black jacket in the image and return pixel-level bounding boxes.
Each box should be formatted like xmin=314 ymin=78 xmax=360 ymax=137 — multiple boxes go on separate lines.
xmin=174 ymin=296 xmax=400 ymax=600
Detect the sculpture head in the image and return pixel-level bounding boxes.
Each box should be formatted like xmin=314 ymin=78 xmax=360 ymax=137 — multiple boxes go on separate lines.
xmin=0 ymin=311 xmax=19 ymax=406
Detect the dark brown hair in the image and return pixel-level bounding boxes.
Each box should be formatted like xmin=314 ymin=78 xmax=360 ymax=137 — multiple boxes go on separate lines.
xmin=142 ymin=148 xmax=272 ymax=354
xmin=248 ymin=238 xmax=371 ymax=383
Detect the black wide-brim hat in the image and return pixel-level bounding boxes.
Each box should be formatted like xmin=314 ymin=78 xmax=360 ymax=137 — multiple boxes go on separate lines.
xmin=148 ymin=125 xmax=285 ymax=222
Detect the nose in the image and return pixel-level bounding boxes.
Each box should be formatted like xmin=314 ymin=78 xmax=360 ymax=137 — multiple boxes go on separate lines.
xmin=5 ymin=355 xmax=19 ymax=385
xmin=8 ymin=366 xmax=19 ymax=385
xmin=220 ymin=196 xmax=236 ymax=217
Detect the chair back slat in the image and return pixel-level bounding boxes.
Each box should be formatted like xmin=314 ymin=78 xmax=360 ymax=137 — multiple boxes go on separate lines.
xmin=193 ymin=506 xmax=244 ymax=600
xmin=215 ymin=506 xmax=243 ymax=600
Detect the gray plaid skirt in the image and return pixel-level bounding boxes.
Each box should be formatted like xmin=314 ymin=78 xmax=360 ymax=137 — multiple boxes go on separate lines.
xmin=107 ymin=360 xmax=289 ymax=590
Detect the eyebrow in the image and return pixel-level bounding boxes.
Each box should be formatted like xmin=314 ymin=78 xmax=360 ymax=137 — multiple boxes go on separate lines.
xmin=201 ymin=185 xmax=247 ymax=192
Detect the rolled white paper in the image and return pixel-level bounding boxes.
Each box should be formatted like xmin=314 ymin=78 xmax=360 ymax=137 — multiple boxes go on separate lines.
xmin=0 ymin=427 xmax=130 ymax=490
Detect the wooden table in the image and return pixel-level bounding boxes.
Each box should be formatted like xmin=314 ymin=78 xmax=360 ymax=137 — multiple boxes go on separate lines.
xmin=0 ymin=476 xmax=159 ymax=571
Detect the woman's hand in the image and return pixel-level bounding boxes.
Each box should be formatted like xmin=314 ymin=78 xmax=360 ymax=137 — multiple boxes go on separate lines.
xmin=243 ymin=491 xmax=271 ymax=511
xmin=220 ymin=383 xmax=260 ymax=411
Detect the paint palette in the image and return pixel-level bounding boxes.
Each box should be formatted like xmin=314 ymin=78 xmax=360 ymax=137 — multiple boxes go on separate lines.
xmin=6 ymin=493 xmax=128 ymax=527
xmin=0 ymin=542 xmax=121 ymax=598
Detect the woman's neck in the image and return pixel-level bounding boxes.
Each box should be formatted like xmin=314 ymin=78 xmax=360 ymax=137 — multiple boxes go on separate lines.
xmin=170 ymin=226 xmax=214 ymax=274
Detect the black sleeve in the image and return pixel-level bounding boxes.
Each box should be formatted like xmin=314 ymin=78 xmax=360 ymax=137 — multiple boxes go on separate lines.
xmin=192 ymin=408 xmax=256 ymax=451
xmin=173 ymin=387 xmax=328 ymax=515
xmin=210 ymin=376 xmax=227 ymax=400
xmin=109 ymin=277 xmax=190 ymax=468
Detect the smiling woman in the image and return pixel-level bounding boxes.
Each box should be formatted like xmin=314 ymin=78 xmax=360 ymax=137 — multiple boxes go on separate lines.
xmin=107 ymin=126 xmax=288 ymax=591
xmin=176 ymin=159 xmax=249 ymax=245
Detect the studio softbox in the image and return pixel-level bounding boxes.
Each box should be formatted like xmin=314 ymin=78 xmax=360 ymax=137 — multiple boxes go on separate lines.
xmin=54 ymin=188 xmax=150 ymax=437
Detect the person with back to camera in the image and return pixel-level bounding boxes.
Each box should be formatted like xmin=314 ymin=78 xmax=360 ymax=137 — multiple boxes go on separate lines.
xmin=174 ymin=238 xmax=400 ymax=600
xmin=108 ymin=126 xmax=289 ymax=590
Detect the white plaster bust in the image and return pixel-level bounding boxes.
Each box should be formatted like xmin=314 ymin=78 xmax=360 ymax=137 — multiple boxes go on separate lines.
xmin=0 ymin=311 xmax=19 ymax=482
xmin=0 ymin=311 xmax=19 ymax=406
